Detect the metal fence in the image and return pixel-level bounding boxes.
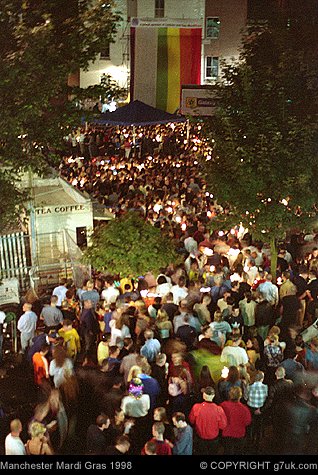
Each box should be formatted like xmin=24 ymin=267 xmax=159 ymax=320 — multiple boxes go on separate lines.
xmin=0 ymin=230 xmax=91 ymax=293
xmin=0 ymin=232 xmax=31 ymax=290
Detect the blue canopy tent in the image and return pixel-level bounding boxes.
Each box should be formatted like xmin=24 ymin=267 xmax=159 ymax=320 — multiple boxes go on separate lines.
xmin=91 ymin=100 xmax=186 ymax=126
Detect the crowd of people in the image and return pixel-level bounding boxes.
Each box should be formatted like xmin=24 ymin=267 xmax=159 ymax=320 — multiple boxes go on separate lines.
xmin=3 ymin=122 xmax=318 ymax=456
xmin=60 ymin=123 xmax=219 ymax=240
xmin=4 ymin=232 xmax=318 ymax=456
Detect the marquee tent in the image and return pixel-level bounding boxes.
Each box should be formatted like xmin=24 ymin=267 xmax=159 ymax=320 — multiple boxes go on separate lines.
xmin=92 ymin=100 xmax=186 ymax=126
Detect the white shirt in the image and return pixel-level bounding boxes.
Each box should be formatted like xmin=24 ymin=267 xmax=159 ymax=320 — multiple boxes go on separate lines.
xmin=101 ymin=286 xmax=120 ymax=305
xmin=156 ymin=282 xmax=172 ymax=298
xmin=17 ymin=311 xmax=38 ymax=334
xmin=217 ymin=298 xmax=228 ymax=314
xmin=220 ymin=346 xmax=249 ymax=366
xmin=5 ymin=433 xmax=26 ymax=455
xmin=52 ymin=285 xmax=67 ymax=306
xmin=121 ymin=394 xmax=150 ymax=418
xmin=171 ymin=285 xmax=188 ymax=305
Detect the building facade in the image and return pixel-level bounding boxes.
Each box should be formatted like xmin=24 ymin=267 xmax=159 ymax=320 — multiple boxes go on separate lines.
xmin=80 ymin=0 xmax=247 ymax=107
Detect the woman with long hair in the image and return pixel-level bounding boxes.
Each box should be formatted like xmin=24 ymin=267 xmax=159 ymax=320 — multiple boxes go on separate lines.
xmin=156 ymin=309 xmax=173 ymax=341
xmin=218 ymin=366 xmax=241 ymax=402
xmin=49 ymin=345 xmax=74 ymax=389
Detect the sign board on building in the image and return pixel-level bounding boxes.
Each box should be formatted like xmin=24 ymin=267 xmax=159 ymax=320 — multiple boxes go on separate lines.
xmin=181 ymin=85 xmax=218 ymax=116
xmin=131 ymin=18 xmax=203 ymax=28
xmin=0 ymin=278 xmax=20 ymax=307
xmin=35 ymin=204 xmax=87 ymax=215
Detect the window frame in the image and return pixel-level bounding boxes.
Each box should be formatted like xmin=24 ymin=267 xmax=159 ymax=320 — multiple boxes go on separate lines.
xmin=205 ymin=56 xmax=219 ymax=80
xmin=206 ymin=17 xmax=220 ymax=39
xmin=155 ymin=0 xmax=165 ymax=18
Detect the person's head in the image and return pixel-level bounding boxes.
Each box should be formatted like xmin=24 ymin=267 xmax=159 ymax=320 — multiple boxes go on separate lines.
xmin=115 ymin=435 xmax=130 ymax=453
xmin=268 ymin=326 xmax=281 ymax=338
xmin=228 ymin=386 xmax=242 ymax=402
xmin=163 ymin=292 xmax=174 ymax=303
xmin=144 ymin=329 xmax=154 ymax=341
xmin=214 ymin=311 xmax=222 ymax=323
xmin=40 ymin=343 xmax=50 ymax=355
xmin=96 ymin=413 xmax=110 ymax=430
xmin=282 ymin=271 xmax=291 ymax=281
xmin=52 ymin=345 xmax=67 ymax=368
xmin=157 ymin=276 xmax=167 ymax=285
xmin=128 ymin=378 xmax=144 ymax=398
xmin=155 ymin=352 xmax=167 ymax=367
xmin=153 ymin=407 xmax=168 ymax=423
xmin=223 ymin=290 xmax=231 ymax=301
xmin=109 ymin=345 xmax=120 ymax=358
xmin=227 ymin=366 xmax=240 ymax=384
xmin=29 ymin=421 xmax=46 ymax=439
xmin=50 ymin=295 xmax=58 ymax=306
xmin=62 ymin=319 xmax=73 ymax=331
xmin=171 ymin=352 xmax=183 ymax=366
xmin=254 ymin=371 xmax=265 ymax=383
xmin=201 ymin=325 xmax=213 ymax=339
xmin=105 ymin=276 xmax=115 ymax=288
xmin=203 ymin=386 xmax=215 ymax=402
xmin=23 ymin=302 xmax=32 ymax=312
xmin=156 ymin=309 xmax=169 ymax=323
xmin=114 ymin=409 xmax=125 ymax=425
xmin=199 ymin=365 xmax=214 ymax=387
xmin=86 ymin=280 xmax=94 ymax=291
xmin=10 ymin=418 xmax=22 ymax=435
xmin=265 ymin=273 xmax=273 ymax=282
xmin=275 ymin=366 xmax=286 ymax=380
xmin=268 ymin=334 xmax=279 ymax=345
xmin=178 ymin=276 xmax=186 ymax=287
xmin=202 ymin=294 xmax=211 ymax=305
xmin=172 ymin=412 xmax=187 ymax=428
xmin=179 ymin=299 xmax=188 ymax=312
xmin=152 ymin=421 xmax=165 ymax=439
xmin=144 ymin=440 xmax=157 ymax=455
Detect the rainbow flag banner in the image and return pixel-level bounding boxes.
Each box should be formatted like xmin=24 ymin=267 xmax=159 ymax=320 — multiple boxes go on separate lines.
xmin=130 ymin=26 xmax=202 ymax=113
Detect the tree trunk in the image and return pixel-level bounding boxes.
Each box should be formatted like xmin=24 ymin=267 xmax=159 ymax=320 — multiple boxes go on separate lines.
xmin=270 ymin=235 xmax=278 ymax=282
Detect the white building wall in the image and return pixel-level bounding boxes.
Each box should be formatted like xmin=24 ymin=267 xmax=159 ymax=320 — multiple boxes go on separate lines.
xmin=137 ymin=0 xmax=204 ymax=19
xmin=80 ymin=0 xmax=130 ymax=90
xmin=80 ymin=0 xmax=205 ymax=91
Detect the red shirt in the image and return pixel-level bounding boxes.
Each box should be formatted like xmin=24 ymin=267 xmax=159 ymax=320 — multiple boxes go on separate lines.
xmin=189 ymin=402 xmax=227 ymax=440
xmin=141 ymin=438 xmax=172 ymax=455
xmin=220 ymin=401 xmax=252 ymax=438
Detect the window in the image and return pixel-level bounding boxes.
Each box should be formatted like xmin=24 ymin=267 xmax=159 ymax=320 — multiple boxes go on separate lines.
xmin=206 ymin=17 xmax=220 ymax=39
xmin=76 ymin=227 xmax=87 ymax=249
xmin=155 ymin=0 xmax=164 ymax=18
xmin=206 ymin=57 xmax=219 ymax=79
xmin=100 ymin=41 xmax=110 ymax=60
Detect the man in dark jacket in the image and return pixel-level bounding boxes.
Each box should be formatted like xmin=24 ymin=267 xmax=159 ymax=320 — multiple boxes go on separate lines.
xmin=80 ymin=300 xmax=99 ymax=357
xmin=262 ymin=367 xmax=294 ymax=453
xmin=255 ymin=295 xmax=275 ymax=341
xmin=280 ymin=385 xmax=318 ymax=454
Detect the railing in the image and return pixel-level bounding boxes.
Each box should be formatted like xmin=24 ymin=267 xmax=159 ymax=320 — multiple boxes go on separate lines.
xmin=0 ymin=230 xmax=91 ymax=293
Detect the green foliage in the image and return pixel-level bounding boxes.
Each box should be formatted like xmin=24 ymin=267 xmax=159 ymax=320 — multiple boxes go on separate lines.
xmin=201 ymin=6 xmax=318 ymax=243
xmin=0 ymin=0 xmax=123 ymax=224
xmin=83 ymin=212 xmax=180 ymax=277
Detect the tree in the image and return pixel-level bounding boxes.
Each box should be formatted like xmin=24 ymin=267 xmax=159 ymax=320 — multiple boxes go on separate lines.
xmin=83 ymin=212 xmax=180 ymax=277
xmin=201 ymin=4 xmax=318 ymax=276
xmin=0 ymin=0 xmax=123 ymax=225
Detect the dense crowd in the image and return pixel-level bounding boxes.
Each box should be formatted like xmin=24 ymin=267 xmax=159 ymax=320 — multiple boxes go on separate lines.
xmin=3 ymin=230 xmax=318 ymax=456
xmin=3 ymin=123 xmax=318 ymax=456
xmin=60 ymin=123 xmax=219 ymax=239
